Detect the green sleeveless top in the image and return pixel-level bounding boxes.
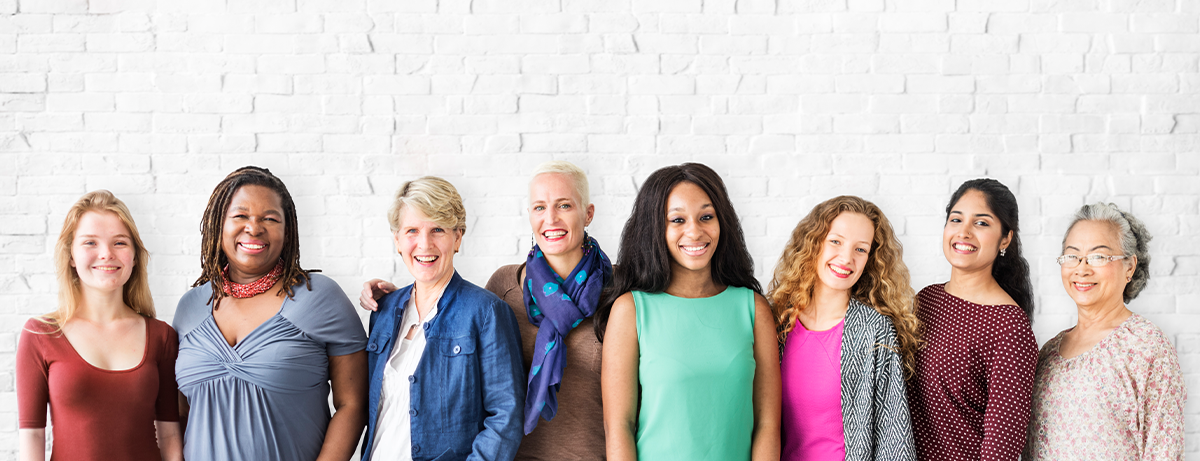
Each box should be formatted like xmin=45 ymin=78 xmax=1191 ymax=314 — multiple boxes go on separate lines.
xmin=633 ymin=286 xmax=757 ymax=461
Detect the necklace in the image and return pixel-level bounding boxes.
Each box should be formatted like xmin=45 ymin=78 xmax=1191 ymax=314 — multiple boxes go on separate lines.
xmin=221 ymin=260 xmax=284 ymax=299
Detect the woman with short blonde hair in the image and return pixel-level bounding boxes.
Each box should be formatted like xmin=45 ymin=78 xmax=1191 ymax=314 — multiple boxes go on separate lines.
xmin=362 ymin=176 xmax=525 ymax=461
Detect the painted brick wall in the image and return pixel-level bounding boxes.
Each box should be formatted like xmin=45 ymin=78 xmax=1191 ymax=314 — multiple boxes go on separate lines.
xmin=2 ymin=0 xmax=1198 ymax=458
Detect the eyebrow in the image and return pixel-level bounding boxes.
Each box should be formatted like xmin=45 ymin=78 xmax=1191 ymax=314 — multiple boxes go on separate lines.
xmin=830 ymin=232 xmax=871 ymax=246
xmin=1063 ymin=244 xmax=1114 ymax=252
xmin=230 ymin=206 xmax=282 ymax=214
xmin=77 ymin=234 xmax=132 ymax=239
xmin=668 ymin=203 xmax=713 ymax=213
xmin=950 ymin=210 xmax=993 ymax=218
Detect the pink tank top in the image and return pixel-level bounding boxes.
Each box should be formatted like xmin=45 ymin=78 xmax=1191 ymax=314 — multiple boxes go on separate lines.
xmin=781 ymin=318 xmax=846 ymax=461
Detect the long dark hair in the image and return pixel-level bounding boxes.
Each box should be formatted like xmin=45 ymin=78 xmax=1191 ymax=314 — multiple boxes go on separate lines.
xmin=594 ymin=163 xmax=761 ymax=342
xmin=945 ymin=178 xmax=1034 ymax=322
xmin=193 ymin=166 xmax=316 ymax=307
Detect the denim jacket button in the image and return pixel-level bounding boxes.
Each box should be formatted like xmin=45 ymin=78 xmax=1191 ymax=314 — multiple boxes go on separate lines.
xmin=366 ymin=343 xmax=378 ymax=352
xmin=408 ymin=375 xmax=416 ymax=383
xmin=422 ymin=322 xmax=431 ymax=330
xmin=452 ymin=345 xmax=461 ymax=354
xmin=409 ymin=408 xmax=417 ymax=416
xmin=412 ymin=445 xmax=420 ymax=454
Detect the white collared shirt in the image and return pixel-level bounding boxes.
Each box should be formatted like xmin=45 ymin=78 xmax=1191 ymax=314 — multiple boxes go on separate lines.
xmin=370 ymin=293 xmax=440 ymax=460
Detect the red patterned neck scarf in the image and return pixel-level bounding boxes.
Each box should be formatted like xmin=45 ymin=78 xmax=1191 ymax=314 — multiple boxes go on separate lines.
xmin=221 ymin=260 xmax=284 ymax=299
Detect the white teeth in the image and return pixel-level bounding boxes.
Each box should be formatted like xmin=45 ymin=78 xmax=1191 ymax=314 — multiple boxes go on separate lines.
xmin=953 ymin=243 xmax=976 ymax=252
xmin=241 ymin=243 xmax=265 ymax=250
xmin=94 ymin=266 xmax=119 ymax=270
xmin=831 ymin=265 xmax=851 ymax=275
xmin=682 ymin=244 xmax=706 ymax=252
xmin=543 ymin=231 xmax=566 ymax=238
xmin=1076 ymin=282 xmax=1095 ymax=287
xmin=415 ymin=256 xmax=437 ymax=263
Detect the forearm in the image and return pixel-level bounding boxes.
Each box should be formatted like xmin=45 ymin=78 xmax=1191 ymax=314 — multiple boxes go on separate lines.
xmin=155 ymin=421 xmax=183 ymax=461
xmin=603 ymin=419 xmax=638 ymax=461
xmin=19 ymin=429 xmax=47 ymax=461
xmin=750 ymin=419 xmax=781 ymax=461
xmin=315 ymin=401 xmax=367 ymax=461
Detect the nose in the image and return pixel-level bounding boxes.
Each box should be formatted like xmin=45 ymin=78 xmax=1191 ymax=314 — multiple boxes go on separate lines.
xmin=244 ymin=218 xmax=263 ymax=235
xmin=1072 ymin=259 xmax=1093 ymax=276
xmin=97 ymin=242 xmax=114 ymax=259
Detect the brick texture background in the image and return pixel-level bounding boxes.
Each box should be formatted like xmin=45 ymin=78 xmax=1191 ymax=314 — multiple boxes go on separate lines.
xmin=2 ymin=0 xmax=1198 ymax=458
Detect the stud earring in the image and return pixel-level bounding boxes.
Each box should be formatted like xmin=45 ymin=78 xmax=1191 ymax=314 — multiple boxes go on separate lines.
xmin=1000 ymin=248 xmax=1006 ymax=257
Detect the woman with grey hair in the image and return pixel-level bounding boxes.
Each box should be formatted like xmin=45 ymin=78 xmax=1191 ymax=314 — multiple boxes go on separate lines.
xmin=1024 ymin=203 xmax=1186 ymax=460
xmin=360 ymin=176 xmax=524 ymax=461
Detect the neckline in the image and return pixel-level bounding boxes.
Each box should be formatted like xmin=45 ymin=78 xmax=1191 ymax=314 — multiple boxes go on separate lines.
xmin=937 ymin=282 xmax=1019 ymax=309
xmin=657 ymin=285 xmax=732 ymax=300
xmin=795 ymin=317 xmax=845 ymax=334
xmin=1053 ymin=313 xmax=1137 ymax=362
xmin=61 ymin=316 xmax=151 ymax=373
xmin=209 ymin=290 xmax=289 ymax=349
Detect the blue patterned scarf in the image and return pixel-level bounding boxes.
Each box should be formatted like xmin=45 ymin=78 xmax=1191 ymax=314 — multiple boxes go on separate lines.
xmin=521 ymin=235 xmax=612 ymax=435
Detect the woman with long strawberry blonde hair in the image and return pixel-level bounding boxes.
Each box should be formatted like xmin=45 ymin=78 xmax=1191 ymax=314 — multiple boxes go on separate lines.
xmin=769 ymin=195 xmax=920 ymax=461
xmin=18 ymin=190 xmax=181 ymax=461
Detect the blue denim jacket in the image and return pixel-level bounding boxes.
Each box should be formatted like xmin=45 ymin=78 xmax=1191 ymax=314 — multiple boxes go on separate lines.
xmin=362 ymin=271 xmax=525 ymax=461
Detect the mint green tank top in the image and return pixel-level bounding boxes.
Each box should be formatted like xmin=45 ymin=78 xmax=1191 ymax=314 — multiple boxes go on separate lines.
xmin=633 ymin=286 xmax=757 ymax=461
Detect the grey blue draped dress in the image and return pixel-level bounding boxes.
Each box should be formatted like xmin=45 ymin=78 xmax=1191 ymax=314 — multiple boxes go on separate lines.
xmin=174 ymin=274 xmax=367 ymax=461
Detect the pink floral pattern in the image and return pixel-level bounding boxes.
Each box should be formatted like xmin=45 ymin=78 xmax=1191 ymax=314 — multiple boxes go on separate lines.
xmin=1025 ymin=313 xmax=1187 ymax=461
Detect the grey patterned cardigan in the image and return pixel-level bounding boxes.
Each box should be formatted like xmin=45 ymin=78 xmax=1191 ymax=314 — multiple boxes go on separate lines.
xmin=782 ymin=299 xmax=916 ymax=460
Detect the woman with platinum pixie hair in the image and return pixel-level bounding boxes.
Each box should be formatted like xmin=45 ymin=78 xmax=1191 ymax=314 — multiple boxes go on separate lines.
xmin=363 ymin=161 xmax=614 ymax=460
xmin=769 ymin=195 xmax=918 ymax=461
xmin=1024 ymin=203 xmax=1186 ymax=460
xmin=361 ymin=176 xmax=524 ymax=461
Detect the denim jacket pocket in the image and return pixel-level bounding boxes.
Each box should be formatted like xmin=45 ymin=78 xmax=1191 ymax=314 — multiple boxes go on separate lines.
xmin=424 ymin=337 xmax=483 ymax=432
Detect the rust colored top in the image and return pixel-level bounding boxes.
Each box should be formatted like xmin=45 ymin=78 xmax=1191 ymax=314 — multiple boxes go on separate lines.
xmin=18 ymin=317 xmax=180 ymax=461
xmin=486 ymin=263 xmax=606 ymax=461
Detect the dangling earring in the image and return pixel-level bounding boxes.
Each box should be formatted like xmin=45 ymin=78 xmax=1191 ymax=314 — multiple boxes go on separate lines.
xmin=1000 ymin=248 xmax=1007 ymax=257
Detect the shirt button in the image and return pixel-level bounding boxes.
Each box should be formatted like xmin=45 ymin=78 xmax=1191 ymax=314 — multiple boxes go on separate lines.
xmin=422 ymin=322 xmax=431 ymax=330
xmin=409 ymin=408 xmax=418 ymax=416
xmin=366 ymin=343 xmax=378 ymax=352
xmin=453 ymin=345 xmax=461 ymax=354
xmin=408 ymin=375 xmax=416 ymax=383
xmin=412 ymin=445 xmax=420 ymax=454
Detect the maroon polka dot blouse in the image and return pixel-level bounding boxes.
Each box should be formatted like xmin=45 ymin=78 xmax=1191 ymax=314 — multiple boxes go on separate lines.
xmin=907 ymin=283 xmax=1039 ymax=461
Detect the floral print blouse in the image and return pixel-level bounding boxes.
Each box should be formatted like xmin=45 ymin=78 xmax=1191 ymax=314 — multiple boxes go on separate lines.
xmin=1025 ymin=313 xmax=1186 ymax=461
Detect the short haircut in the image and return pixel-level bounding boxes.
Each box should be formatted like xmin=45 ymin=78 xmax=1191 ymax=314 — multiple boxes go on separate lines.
xmin=388 ymin=176 xmax=467 ymax=233
xmin=1066 ymin=202 xmax=1152 ymax=303
xmin=530 ymin=160 xmax=590 ymax=208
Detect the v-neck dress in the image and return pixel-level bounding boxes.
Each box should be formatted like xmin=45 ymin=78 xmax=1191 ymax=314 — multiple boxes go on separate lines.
xmin=173 ymin=274 xmax=367 ymax=461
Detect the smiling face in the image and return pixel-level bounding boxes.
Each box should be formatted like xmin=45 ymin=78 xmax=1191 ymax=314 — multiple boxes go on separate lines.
xmin=942 ymin=189 xmax=1011 ymax=273
xmin=1061 ymin=220 xmax=1135 ymax=311
xmin=221 ymin=184 xmax=286 ymax=283
xmin=664 ymin=181 xmax=720 ymax=274
xmin=394 ymin=206 xmax=463 ymax=286
xmin=815 ymin=212 xmax=874 ymax=294
xmin=71 ymin=211 xmax=137 ymax=295
xmin=529 ymin=172 xmax=594 ymax=257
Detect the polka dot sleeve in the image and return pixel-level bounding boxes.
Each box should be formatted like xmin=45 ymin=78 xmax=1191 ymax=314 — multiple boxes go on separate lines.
xmin=979 ymin=306 xmax=1038 ymax=460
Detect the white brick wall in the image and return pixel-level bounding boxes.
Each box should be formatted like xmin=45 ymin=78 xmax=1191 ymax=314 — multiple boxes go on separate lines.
xmin=2 ymin=0 xmax=1199 ymax=458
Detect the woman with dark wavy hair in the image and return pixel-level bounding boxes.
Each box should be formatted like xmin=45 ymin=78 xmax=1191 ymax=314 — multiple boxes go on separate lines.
xmin=598 ymin=163 xmax=781 ymax=461
xmin=907 ymin=178 xmax=1038 ymax=461
xmin=769 ymin=195 xmax=918 ymax=461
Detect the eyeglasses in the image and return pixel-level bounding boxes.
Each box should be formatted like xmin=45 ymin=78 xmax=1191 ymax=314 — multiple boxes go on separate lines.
xmin=1056 ymin=254 xmax=1129 ymax=268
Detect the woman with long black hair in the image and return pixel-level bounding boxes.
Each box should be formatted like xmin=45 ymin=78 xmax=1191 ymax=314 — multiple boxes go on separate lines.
xmin=598 ymin=163 xmax=781 ymax=461
xmin=906 ymin=178 xmax=1038 ymax=461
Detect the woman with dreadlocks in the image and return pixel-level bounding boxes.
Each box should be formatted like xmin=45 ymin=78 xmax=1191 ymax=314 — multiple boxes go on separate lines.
xmin=172 ymin=167 xmax=368 ymax=461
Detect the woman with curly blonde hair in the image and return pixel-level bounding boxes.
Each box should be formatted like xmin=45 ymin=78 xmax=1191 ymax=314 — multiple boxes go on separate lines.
xmin=769 ymin=195 xmax=919 ymax=461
